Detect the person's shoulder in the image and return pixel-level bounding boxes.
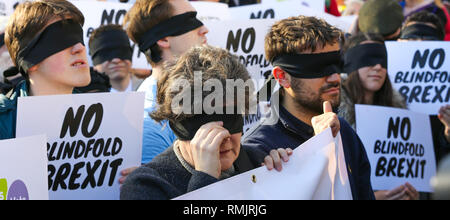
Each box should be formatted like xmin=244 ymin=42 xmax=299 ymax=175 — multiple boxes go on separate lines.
xmin=242 ymin=119 xmax=283 ymax=154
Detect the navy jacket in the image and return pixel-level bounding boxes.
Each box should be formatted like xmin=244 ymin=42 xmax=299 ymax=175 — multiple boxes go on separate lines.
xmin=242 ymin=100 xmax=375 ymax=200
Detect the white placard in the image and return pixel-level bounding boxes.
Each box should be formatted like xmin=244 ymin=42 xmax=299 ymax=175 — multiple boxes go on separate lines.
xmin=0 ymin=0 xmax=23 ymax=16
xmin=229 ymin=1 xmax=350 ymax=31
xmin=355 ymin=104 xmax=436 ymax=192
xmin=386 ymin=41 xmax=450 ymax=115
xmin=191 ymin=2 xmax=231 ymax=22
xmin=0 ymin=135 xmax=49 ymax=200
xmin=16 ymin=92 xmax=144 ymax=200
xmin=174 ymin=128 xmax=353 ymax=200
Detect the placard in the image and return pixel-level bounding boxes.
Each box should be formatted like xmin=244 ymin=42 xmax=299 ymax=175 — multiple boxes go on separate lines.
xmin=386 ymin=41 xmax=450 ymax=115
xmin=355 ymin=104 xmax=436 ymax=192
xmin=0 ymin=135 xmax=49 ymax=200
xmin=175 ymin=128 xmax=353 ymax=200
xmin=16 ymin=92 xmax=144 ymax=200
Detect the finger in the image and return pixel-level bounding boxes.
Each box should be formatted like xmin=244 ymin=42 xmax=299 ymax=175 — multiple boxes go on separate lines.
xmin=277 ymin=148 xmax=289 ymax=162
xmin=286 ymin=148 xmax=293 ymax=155
xmin=323 ymin=101 xmax=333 ymax=113
xmin=404 ymin=182 xmax=419 ymax=200
xmin=264 ymin=156 xmax=274 ymax=170
xmin=196 ymin=121 xmax=225 ymax=139
xmin=120 ymin=166 xmax=138 ymax=176
xmin=270 ymin=149 xmax=282 ymax=171
xmin=209 ymin=129 xmax=231 ymax=151
xmin=385 ymin=185 xmax=405 ymax=198
xmin=388 ymin=189 xmax=407 ymax=200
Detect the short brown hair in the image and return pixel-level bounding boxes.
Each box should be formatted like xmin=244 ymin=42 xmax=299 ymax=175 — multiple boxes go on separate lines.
xmin=5 ymin=0 xmax=84 ymax=66
xmin=88 ymin=24 xmax=125 ymax=49
xmin=123 ymin=0 xmax=173 ymax=65
xmin=264 ymin=16 xmax=343 ymax=62
xmin=150 ymin=45 xmax=253 ymax=123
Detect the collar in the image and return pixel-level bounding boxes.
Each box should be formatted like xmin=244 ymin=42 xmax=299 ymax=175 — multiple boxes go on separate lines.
xmin=265 ymin=90 xmax=315 ymax=139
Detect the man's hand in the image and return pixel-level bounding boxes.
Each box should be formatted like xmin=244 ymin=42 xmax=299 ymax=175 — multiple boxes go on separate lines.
xmin=190 ymin=121 xmax=230 ymax=179
xmin=311 ymin=101 xmax=340 ymax=137
xmin=438 ymin=104 xmax=450 ymax=142
xmin=262 ymin=148 xmax=293 ymax=172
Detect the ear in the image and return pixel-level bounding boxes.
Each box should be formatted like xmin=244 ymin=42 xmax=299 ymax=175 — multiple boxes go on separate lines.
xmin=156 ymin=37 xmax=170 ymax=49
xmin=273 ymin=66 xmax=290 ymax=89
xmin=28 ymin=64 xmax=38 ymax=73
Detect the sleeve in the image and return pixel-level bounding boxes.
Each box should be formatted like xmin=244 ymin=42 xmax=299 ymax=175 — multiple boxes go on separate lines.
xmin=187 ymin=170 xmax=219 ymax=192
xmin=352 ymin=127 xmax=376 ymax=200
xmin=120 ymin=166 xmax=178 ymax=200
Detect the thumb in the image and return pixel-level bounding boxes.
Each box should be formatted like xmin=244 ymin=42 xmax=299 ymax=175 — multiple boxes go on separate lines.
xmin=323 ymin=101 xmax=333 ymax=113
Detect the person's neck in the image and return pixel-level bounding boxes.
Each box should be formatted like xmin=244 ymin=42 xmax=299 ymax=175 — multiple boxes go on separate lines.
xmin=281 ymin=93 xmax=318 ymax=127
xmin=364 ymin=91 xmax=375 ymax=105
xmin=28 ymin=77 xmax=73 ymax=96
xmin=111 ymin=75 xmax=131 ymax=92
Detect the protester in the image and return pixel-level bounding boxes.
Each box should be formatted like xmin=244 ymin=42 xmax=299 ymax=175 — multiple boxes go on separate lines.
xmin=399 ymin=11 xmax=446 ymax=41
xmin=242 ymin=15 xmax=375 ymax=200
xmin=357 ymin=0 xmax=404 ymax=40
xmin=120 ymin=45 xmax=291 ymax=200
xmin=340 ymin=32 xmax=420 ymax=200
xmin=0 ymin=0 xmax=134 ymax=186
xmin=402 ymin=0 xmax=450 ymax=40
xmin=123 ymin=0 xmax=209 ymax=164
xmin=88 ymin=24 xmax=142 ymax=92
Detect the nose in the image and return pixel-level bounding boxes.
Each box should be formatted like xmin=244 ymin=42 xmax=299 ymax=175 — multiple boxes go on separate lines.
xmin=199 ymin=25 xmax=209 ymax=36
xmin=326 ymin=73 xmax=341 ymax=83
xmin=71 ymin=42 xmax=85 ymax=55
xmin=372 ymin=64 xmax=383 ymax=70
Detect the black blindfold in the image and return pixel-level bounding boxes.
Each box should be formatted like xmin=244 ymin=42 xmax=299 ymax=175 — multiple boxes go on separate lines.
xmin=400 ymin=23 xmax=443 ymax=41
xmin=0 ymin=33 xmax=4 ymax=48
xmin=89 ymin=29 xmax=133 ymax=65
xmin=170 ymin=113 xmax=244 ymax=141
xmin=343 ymin=43 xmax=387 ymax=73
xmin=138 ymin=11 xmax=203 ymax=63
xmin=16 ymin=19 xmax=84 ymax=75
xmin=271 ymin=51 xmax=342 ymax=78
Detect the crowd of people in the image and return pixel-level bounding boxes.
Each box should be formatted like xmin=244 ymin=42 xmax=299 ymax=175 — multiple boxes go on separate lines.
xmin=0 ymin=0 xmax=449 ymax=200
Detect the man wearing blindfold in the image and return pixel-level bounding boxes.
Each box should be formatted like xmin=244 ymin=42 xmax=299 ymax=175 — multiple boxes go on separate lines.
xmin=243 ymin=16 xmax=375 ymax=200
xmin=123 ymin=0 xmax=209 ymax=164
xmin=121 ymin=45 xmax=292 ymax=200
xmin=88 ymin=24 xmax=141 ymax=93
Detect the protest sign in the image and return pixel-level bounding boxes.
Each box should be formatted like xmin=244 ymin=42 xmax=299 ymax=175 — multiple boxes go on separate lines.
xmin=229 ymin=1 xmax=350 ymax=31
xmin=204 ymin=19 xmax=276 ymax=132
xmin=16 ymin=92 xmax=144 ymax=200
xmin=0 ymin=135 xmax=49 ymax=200
xmin=355 ymin=104 xmax=436 ymax=192
xmin=174 ymin=128 xmax=353 ymax=200
xmin=386 ymin=41 xmax=450 ymax=115
xmin=191 ymin=2 xmax=231 ymax=22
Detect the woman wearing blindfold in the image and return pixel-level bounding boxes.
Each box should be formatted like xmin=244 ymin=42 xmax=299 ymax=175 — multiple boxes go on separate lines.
xmin=339 ymin=32 xmax=420 ymax=200
xmin=120 ymin=46 xmax=293 ymax=200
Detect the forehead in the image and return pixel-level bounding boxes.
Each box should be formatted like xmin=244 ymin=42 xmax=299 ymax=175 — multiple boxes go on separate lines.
xmin=169 ymin=0 xmax=197 ymax=16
